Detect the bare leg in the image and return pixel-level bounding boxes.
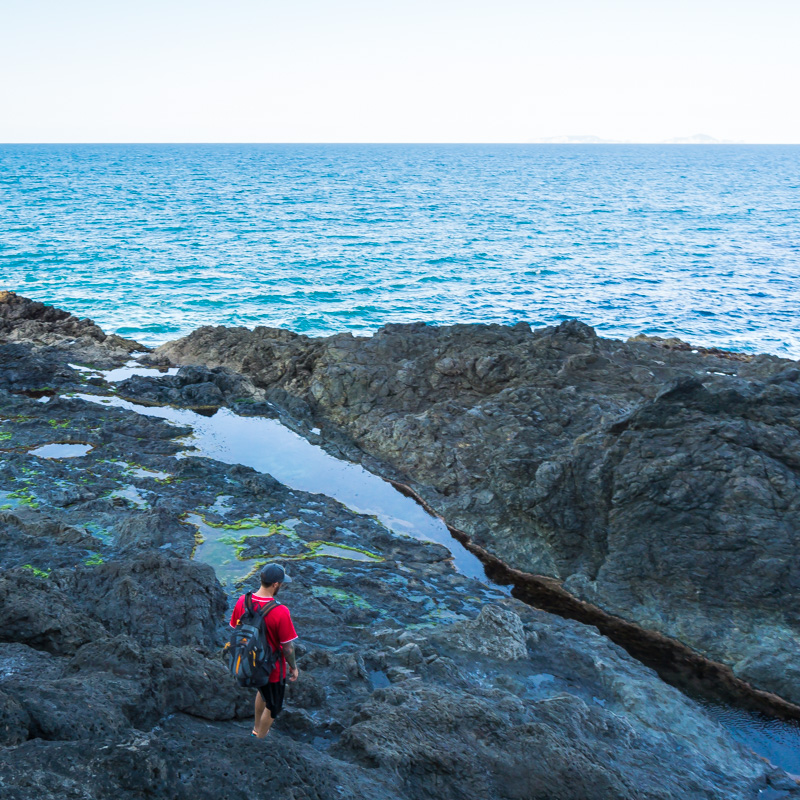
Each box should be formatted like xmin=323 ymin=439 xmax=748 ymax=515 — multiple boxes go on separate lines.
xmin=255 ymin=707 xmax=274 ymax=738
xmin=253 ymin=691 xmax=274 ymax=738
xmin=253 ymin=691 xmax=265 ymax=735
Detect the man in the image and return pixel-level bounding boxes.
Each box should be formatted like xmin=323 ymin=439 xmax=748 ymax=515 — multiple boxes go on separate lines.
xmin=229 ymin=563 xmax=299 ymax=738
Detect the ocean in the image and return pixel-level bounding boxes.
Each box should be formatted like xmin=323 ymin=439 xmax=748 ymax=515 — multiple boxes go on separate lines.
xmin=1 ymin=144 xmax=798 ymax=357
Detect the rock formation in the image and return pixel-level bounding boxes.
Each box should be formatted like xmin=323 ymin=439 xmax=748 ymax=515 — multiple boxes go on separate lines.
xmin=156 ymin=317 xmax=800 ymax=708
xmin=1 ymin=293 xmax=797 ymax=799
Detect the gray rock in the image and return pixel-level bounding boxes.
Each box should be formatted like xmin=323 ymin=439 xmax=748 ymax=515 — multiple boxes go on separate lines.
xmin=1 ymin=295 xmax=797 ymax=800
xmin=391 ymin=642 xmax=425 ymax=667
xmin=158 ymin=318 xmax=800 ymax=704
xmin=0 ymin=290 xmax=142 ymax=368
xmin=0 ymin=689 xmax=29 ymax=746
xmin=432 ymin=604 xmax=528 ymax=661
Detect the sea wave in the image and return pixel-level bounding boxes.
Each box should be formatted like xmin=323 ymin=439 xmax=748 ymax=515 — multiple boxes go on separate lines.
xmin=1 ymin=144 xmax=798 ymax=357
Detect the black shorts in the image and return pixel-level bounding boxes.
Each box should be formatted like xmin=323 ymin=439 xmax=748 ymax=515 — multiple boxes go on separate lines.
xmin=258 ymin=681 xmax=286 ymax=718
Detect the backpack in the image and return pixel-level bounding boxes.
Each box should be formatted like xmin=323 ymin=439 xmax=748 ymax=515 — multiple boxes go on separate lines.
xmin=224 ymin=592 xmax=284 ymax=687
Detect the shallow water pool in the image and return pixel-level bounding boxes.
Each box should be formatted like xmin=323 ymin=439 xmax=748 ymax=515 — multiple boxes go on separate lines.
xmin=701 ymin=702 xmax=800 ymax=780
xmin=77 ymin=392 xmax=489 ymax=581
xmin=28 ymin=443 xmax=93 ymax=459
xmin=101 ymin=360 xmax=180 ymax=383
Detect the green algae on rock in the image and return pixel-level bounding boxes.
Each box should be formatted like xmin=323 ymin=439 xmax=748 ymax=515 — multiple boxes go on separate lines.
xmin=311 ymin=585 xmax=373 ymax=610
xmin=21 ymin=564 xmax=51 ymax=579
xmin=307 ymin=541 xmax=383 ymax=562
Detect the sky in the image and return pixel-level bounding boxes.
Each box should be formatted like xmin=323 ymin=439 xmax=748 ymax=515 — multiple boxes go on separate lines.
xmin=1 ymin=0 xmax=798 ymax=143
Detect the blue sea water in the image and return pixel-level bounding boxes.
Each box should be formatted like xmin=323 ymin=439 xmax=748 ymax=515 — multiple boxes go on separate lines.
xmin=1 ymin=144 xmax=798 ymax=357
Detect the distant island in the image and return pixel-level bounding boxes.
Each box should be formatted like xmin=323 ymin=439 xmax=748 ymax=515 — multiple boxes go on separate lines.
xmin=531 ymin=134 xmax=621 ymax=144
xmin=531 ymin=133 xmax=738 ymax=144
xmin=661 ymin=133 xmax=737 ymax=144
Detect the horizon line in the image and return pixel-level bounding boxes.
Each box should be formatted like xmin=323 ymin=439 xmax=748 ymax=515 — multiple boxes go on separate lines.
xmin=2 ymin=141 xmax=799 ymax=146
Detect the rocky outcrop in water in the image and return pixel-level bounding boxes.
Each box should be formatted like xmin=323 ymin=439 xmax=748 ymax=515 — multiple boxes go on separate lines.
xmin=157 ymin=318 xmax=800 ymax=709
xmin=0 ymin=290 xmax=142 ymax=365
xmin=1 ymin=294 xmax=798 ymax=799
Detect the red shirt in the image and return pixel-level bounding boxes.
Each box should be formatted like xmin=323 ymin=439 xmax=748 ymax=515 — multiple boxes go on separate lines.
xmin=229 ymin=593 xmax=298 ymax=683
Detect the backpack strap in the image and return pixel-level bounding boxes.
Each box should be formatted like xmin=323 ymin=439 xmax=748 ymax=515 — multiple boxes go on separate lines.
xmin=256 ymin=600 xmax=287 ymax=683
xmin=257 ymin=598 xmax=279 ymax=619
xmin=244 ymin=591 xmax=254 ymax=614
xmin=257 ymin=601 xmax=287 ymax=684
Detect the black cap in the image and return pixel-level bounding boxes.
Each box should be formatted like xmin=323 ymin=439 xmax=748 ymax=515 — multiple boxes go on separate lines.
xmin=260 ymin=563 xmax=291 ymax=585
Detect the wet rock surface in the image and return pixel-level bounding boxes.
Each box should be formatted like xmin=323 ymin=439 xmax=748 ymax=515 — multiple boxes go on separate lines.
xmin=157 ymin=318 xmax=800 ymax=708
xmin=1 ymin=294 xmax=798 ymax=799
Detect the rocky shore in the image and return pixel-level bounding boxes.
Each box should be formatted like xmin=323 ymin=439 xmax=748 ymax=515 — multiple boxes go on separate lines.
xmin=1 ymin=291 xmax=798 ymax=799
xmin=155 ymin=314 xmax=800 ymax=712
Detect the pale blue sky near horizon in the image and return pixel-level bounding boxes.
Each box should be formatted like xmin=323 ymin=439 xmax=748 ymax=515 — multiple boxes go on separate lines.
xmin=1 ymin=0 xmax=798 ymax=143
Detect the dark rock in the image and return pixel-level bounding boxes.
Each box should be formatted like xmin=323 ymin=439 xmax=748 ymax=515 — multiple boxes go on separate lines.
xmin=14 ymin=675 xmax=133 ymax=740
xmin=237 ymin=532 xmax=305 ymax=559
xmin=2 ymin=296 xmax=798 ymax=800
xmin=158 ymin=319 xmax=800 ymax=704
xmin=0 ymin=343 xmax=77 ymax=394
xmin=70 ymin=553 xmax=227 ymax=648
xmin=115 ymin=509 xmax=194 ymax=556
xmin=333 ymin=683 xmax=761 ymax=800
xmin=0 ymin=291 xmax=143 ymax=367
xmin=0 ymin=569 xmax=107 ymax=655
xmin=0 ymin=689 xmax=30 ymax=746
xmin=0 ymin=510 xmax=103 ymax=569
xmin=115 ymin=365 xmax=259 ymax=410
xmin=287 ymin=673 xmax=326 ymax=708
xmin=0 ymin=715 xmax=408 ymax=800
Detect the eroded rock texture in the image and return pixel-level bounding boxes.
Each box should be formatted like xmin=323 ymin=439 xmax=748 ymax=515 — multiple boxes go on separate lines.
xmin=0 ymin=290 xmax=142 ymax=367
xmin=0 ymin=293 xmax=796 ymax=799
xmin=158 ymin=319 xmax=800 ymax=705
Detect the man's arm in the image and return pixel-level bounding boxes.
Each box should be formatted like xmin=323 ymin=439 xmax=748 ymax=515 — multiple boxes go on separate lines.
xmin=282 ymin=641 xmax=299 ymax=681
xmin=229 ymin=596 xmax=244 ymax=628
xmin=277 ymin=607 xmax=299 ymax=681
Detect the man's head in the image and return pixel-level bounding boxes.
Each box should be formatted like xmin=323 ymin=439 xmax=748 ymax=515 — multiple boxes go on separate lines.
xmin=260 ymin=563 xmax=291 ymax=594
